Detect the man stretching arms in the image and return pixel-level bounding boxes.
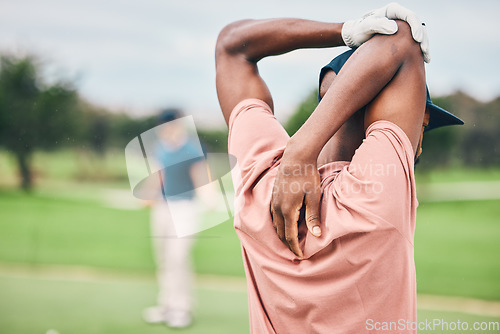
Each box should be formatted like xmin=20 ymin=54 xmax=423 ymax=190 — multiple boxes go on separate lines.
xmin=215 ymin=3 xmax=461 ymax=333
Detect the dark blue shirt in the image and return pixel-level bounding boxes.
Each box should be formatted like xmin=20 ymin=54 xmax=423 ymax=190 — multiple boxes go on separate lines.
xmin=155 ymin=139 xmax=204 ymax=200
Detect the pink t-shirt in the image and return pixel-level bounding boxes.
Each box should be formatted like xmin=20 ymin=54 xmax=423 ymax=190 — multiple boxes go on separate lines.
xmin=228 ymin=99 xmax=418 ymax=334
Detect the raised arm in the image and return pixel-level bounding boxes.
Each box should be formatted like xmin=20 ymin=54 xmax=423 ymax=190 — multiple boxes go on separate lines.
xmin=215 ymin=4 xmax=430 ymax=259
xmin=272 ymin=21 xmax=427 ymax=258
xmin=215 ymin=19 xmax=344 ymax=123
xmin=215 ymin=3 xmax=429 ymax=125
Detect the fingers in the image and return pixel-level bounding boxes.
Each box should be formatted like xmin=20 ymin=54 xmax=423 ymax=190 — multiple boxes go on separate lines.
xmin=385 ymin=2 xmax=425 ymax=43
xmin=404 ymin=13 xmax=425 ymax=43
xmin=397 ymin=13 xmax=430 ymax=62
xmin=269 ymin=156 xmax=321 ymax=260
xmin=304 ymin=189 xmax=321 ymax=238
xmin=382 ymin=2 xmax=431 ymax=62
xmin=420 ymin=25 xmax=431 ymax=63
xmin=271 ymin=193 xmax=321 ymax=260
xmin=407 ymin=18 xmax=424 ymax=43
xmin=362 ymin=2 xmax=430 ymax=63
xmin=271 ymin=203 xmax=303 ymax=259
xmin=368 ymin=16 xmax=398 ymax=35
xmin=271 ymin=206 xmax=285 ymax=242
xmin=283 ymin=207 xmax=303 ymax=259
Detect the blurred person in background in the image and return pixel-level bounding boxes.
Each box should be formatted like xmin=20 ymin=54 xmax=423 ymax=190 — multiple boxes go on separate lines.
xmin=142 ymin=109 xmax=208 ymax=329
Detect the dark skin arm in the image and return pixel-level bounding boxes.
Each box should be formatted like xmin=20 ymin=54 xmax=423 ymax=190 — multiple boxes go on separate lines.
xmin=274 ymin=21 xmax=426 ymax=258
xmin=216 ymin=19 xmax=426 ymax=259
xmin=215 ymin=18 xmax=345 ymax=255
xmin=215 ymin=18 xmax=345 ymax=122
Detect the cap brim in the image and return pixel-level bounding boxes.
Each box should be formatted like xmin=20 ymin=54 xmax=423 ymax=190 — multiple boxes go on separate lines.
xmin=425 ymin=103 xmax=464 ymax=132
xmin=319 ymin=49 xmax=464 ymax=132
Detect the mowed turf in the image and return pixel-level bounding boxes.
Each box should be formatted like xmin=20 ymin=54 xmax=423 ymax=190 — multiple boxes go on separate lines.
xmin=0 ymin=181 xmax=499 ymax=333
xmin=0 ymin=190 xmax=245 ymax=277
xmin=0 ymin=274 xmax=250 ymax=334
xmin=0 ymin=274 xmax=499 ymax=334
xmin=415 ymin=199 xmax=500 ymax=300
xmin=0 ymin=186 xmax=499 ymax=300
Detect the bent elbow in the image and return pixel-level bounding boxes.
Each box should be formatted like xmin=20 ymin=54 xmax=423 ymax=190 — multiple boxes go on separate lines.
xmin=215 ymin=20 xmax=252 ymax=60
xmin=393 ymin=20 xmax=422 ymax=59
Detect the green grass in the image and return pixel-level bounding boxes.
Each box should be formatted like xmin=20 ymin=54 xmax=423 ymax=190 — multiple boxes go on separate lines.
xmin=416 ymin=167 xmax=500 ymax=183
xmin=0 ymin=188 xmax=498 ymax=299
xmin=0 ymin=190 xmax=155 ymax=272
xmin=0 ymin=275 xmax=249 ymax=334
xmin=415 ymin=200 xmax=500 ymax=300
xmin=32 ymin=149 xmax=129 ymax=182
xmin=0 ymin=189 xmax=245 ymax=277
xmin=0 ymin=274 xmax=498 ymax=334
xmin=0 ymin=149 xmax=499 ymax=333
xmin=0 ymin=148 xmax=129 ymax=188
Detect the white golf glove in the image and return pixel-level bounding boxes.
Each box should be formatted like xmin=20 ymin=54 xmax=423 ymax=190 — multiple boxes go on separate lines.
xmin=342 ymin=2 xmax=431 ymax=63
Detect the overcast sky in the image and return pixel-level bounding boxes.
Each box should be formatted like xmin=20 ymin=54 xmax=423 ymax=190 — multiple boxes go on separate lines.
xmin=2 ymin=0 xmax=499 ymax=126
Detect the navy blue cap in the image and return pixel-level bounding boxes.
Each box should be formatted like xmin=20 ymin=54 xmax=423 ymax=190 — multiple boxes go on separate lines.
xmin=319 ymin=49 xmax=464 ymax=132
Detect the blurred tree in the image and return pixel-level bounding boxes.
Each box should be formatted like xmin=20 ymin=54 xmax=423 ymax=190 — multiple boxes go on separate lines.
xmin=460 ymin=94 xmax=500 ymax=166
xmin=0 ymin=54 xmax=80 ymax=190
xmin=197 ymin=129 xmax=228 ymax=153
xmin=0 ymin=55 xmax=39 ymax=190
xmin=424 ymin=91 xmax=500 ymax=168
xmin=285 ymin=89 xmax=318 ymax=136
xmin=417 ymin=95 xmax=462 ymax=170
xmin=88 ymin=113 xmax=110 ymax=155
xmin=285 ymin=89 xmax=500 ymax=169
xmin=77 ymin=102 xmax=112 ymax=155
xmin=107 ymin=113 xmax=156 ymax=148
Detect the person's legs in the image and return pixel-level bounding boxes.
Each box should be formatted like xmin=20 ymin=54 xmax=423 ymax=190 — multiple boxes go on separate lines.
xmin=162 ymin=200 xmax=196 ymax=310
xmin=143 ymin=200 xmax=172 ymax=324
xmin=144 ymin=200 xmax=196 ymax=328
xmin=162 ymin=200 xmax=197 ymax=327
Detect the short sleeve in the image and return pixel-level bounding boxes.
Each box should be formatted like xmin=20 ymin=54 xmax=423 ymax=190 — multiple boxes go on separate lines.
xmin=332 ymin=120 xmax=418 ymax=242
xmin=228 ymin=99 xmax=289 ymax=187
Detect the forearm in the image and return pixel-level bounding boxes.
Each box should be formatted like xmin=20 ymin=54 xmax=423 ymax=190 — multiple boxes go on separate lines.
xmin=218 ymin=18 xmax=345 ymax=62
xmin=286 ymin=79 xmax=368 ymax=161
xmin=286 ymin=21 xmax=421 ymax=161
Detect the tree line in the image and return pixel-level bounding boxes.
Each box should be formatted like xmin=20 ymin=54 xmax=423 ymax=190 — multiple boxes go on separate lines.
xmin=0 ymin=54 xmax=158 ymax=190
xmin=0 ymin=54 xmax=498 ymax=190
xmin=285 ymin=89 xmax=500 ymax=170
